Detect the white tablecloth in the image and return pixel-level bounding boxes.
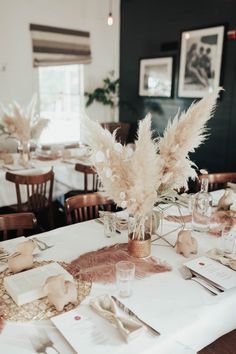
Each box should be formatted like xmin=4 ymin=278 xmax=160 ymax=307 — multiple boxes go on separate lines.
xmin=0 ymin=152 xmax=94 ymax=207
xmin=0 ymin=199 xmax=235 ymax=354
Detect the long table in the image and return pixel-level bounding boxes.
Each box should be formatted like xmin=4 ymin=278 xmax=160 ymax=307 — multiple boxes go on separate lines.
xmin=0 ymin=151 xmax=94 ymax=208
xmin=0 ymin=192 xmax=235 ymax=353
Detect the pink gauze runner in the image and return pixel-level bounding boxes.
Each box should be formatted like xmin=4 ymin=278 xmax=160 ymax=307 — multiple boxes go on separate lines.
xmin=66 ymin=243 xmax=171 ymax=283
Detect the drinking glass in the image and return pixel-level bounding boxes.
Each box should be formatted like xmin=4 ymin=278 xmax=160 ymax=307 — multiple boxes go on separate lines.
xmin=115 ymin=261 xmax=135 ymax=298
xmin=103 ymin=212 xmax=117 ymax=238
xmin=221 ymin=225 xmax=236 ymax=254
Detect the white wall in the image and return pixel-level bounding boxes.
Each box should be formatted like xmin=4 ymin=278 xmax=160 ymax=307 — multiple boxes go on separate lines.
xmin=0 ymin=0 xmax=120 ymax=124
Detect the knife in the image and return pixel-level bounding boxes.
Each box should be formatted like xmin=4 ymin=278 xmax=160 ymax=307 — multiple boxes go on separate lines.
xmin=111 ymin=296 xmax=160 ymax=336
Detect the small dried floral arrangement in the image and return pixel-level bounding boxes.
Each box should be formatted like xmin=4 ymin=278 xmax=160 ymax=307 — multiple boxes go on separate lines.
xmin=0 ymin=95 xmax=49 ymax=143
xmin=83 ymin=88 xmax=221 ymax=240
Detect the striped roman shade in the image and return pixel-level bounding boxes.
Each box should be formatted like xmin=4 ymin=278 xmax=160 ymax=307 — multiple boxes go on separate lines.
xmin=30 ymin=23 xmax=91 ymax=67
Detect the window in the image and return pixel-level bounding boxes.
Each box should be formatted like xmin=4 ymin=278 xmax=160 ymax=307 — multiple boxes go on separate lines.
xmin=38 ymin=64 xmax=83 ymax=145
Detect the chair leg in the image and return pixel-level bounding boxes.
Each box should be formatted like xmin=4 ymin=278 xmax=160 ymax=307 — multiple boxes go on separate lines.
xmin=49 ymin=206 xmax=54 ymax=230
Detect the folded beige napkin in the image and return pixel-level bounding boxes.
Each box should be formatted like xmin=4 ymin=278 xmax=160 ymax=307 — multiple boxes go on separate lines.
xmin=90 ymin=295 xmax=144 ymax=342
xmin=206 ymin=248 xmax=236 ymax=271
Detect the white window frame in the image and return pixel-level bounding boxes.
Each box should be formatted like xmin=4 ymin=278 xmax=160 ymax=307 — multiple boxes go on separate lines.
xmin=37 ymin=64 xmax=84 ymax=145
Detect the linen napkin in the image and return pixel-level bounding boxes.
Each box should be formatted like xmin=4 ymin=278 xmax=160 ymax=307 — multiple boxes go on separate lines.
xmin=90 ymin=295 xmax=145 ymax=342
xmin=206 ymin=248 xmax=236 ymax=271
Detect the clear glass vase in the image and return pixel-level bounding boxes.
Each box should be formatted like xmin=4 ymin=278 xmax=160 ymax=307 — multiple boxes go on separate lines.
xmin=17 ymin=140 xmax=31 ymax=167
xmin=192 ymin=177 xmax=213 ymax=232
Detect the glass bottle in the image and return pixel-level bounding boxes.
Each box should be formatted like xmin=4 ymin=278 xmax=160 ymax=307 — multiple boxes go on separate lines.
xmin=192 ymin=177 xmax=213 ymax=232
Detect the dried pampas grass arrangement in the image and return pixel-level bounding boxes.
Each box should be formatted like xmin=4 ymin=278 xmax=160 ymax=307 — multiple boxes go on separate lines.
xmin=84 ymin=113 xmax=159 ymax=219
xmin=83 ymin=87 xmax=221 ymax=239
xmin=156 ymin=88 xmax=222 ymax=192
xmin=0 ymin=95 xmax=49 ymax=143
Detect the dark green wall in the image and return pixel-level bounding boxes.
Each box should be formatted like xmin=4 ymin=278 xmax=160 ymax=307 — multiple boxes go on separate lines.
xmin=119 ymin=0 xmax=236 ymax=172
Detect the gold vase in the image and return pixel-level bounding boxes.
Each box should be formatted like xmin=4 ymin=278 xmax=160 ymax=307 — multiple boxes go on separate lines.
xmin=128 ymin=233 xmax=151 ymax=258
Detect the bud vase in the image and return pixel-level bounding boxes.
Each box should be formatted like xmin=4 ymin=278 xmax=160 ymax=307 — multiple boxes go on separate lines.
xmin=17 ymin=140 xmax=31 ymax=167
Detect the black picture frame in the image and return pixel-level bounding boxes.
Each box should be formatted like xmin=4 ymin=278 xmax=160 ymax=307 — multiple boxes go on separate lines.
xmin=178 ymin=24 xmax=226 ymax=98
xmin=139 ymin=56 xmax=174 ymax=98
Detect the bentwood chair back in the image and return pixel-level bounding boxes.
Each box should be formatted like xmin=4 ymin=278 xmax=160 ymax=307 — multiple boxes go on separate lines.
xmin=64 ymin=163 xmax=98 ymax=200
xmin=0 ymin=212 xmax=37 ymax=240
xmin=101 ymin=122 xmax=130 ymax=144
xmin=65 ymin=192 xmax=113 ymax=225
xmin=75 ymin=163 xmax=98 ymax=193
xmin=198 ymin=172 xmax=236 ymax=192
xmin=5 ymin=169 xmax=54 ymax=229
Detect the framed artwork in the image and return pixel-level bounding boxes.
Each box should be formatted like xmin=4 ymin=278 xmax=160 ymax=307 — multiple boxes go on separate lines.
xmin=139 ymin=57 xmax=173 ymax=97
xmin=178 ymin=25 xmax=225 ymax=98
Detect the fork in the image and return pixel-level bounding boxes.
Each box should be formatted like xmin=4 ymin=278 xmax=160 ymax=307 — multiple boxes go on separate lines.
xmin=32 ymin=237 xmax=54 ymax=251
xmin=179 ymin=266 xmax=221 ymax=295
xmin=30 ymin=333 xmax=61 ymax=354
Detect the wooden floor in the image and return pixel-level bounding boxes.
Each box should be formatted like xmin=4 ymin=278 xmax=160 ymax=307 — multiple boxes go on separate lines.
xmin=198 ymin=330 xmax=236 ymax=354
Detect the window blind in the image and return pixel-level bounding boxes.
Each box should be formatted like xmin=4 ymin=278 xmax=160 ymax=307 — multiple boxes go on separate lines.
xmin=30 ymin=23 xmax=92 ymax=67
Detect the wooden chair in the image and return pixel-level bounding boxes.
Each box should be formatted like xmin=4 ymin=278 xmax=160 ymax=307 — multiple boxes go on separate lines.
xmin=5 ymin=169 xmax=54 ymax=229
xmin=198 ymin=172 xmax=236 ymax=192
xmin=101 ymin=122 xmax=130 ymax=144
xmin=75 ymin=164 xmax=98 ymax=192
xmin=64 ymin=164 xmax=98 ymax=200
xmin=65 ymin=192 xmax=114 ymax=225
xmin=0 ymin=212 xmax=37 ymax=240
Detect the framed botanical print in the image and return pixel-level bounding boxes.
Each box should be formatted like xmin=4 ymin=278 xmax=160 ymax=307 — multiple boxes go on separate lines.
xmin=178 ymin=25 xmax=225 ymax=98
xmin=139 ymin=57 xmax=173 ymax=97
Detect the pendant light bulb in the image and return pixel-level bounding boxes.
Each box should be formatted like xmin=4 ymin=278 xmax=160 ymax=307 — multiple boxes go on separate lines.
xmin=107 ymin=12 xmax=113 ymax=26
xmin=107 ymin=0 xmax=113 ymax=26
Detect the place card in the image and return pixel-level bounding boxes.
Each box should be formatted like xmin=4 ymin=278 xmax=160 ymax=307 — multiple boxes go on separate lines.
xmin=184 ymin=256 xmax=236 ymax=291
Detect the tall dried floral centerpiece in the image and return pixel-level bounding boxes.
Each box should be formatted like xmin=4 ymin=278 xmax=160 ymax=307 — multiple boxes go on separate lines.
xmin=0 ymin=95 xmax=49 ymax=165
xmin=83 ymin=88 xmax=221 ymax=257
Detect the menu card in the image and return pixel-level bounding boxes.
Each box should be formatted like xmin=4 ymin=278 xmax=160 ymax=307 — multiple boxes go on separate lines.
xmin=184 ymin=256 xmax=236 ymax=291
xmin=51 ymin=306 xmax=118 ymax=354
xmin=52 ymin=304 xmax=164 ymax=354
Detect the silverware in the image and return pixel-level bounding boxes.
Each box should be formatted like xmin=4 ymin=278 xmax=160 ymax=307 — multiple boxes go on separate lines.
xmin=30 ymin=331 xmax=61 ymax=354
xmin=111 ymin=296 xmax=160 ymax=336
xmin=180 ymin=266 xmax=222 ymax=295
xmin=32 ymin=237 xmax=54 ymax=251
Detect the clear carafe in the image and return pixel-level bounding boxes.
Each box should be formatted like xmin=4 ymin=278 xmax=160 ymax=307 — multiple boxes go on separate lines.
xmin=192 ymin=177 xmax=213 ymax=232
